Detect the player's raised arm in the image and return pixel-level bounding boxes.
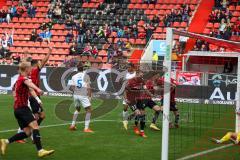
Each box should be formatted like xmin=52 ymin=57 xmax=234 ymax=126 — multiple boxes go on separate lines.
xmin=24 ymin=79 xmax=43 ymax=95
xmin=39 ymin=46 xmax=52 ymax=69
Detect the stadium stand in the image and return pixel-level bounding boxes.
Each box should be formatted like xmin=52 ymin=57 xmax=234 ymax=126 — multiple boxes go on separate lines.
xmin=0 ymin=0 xmax=200 ymax=67
xmin=201 ymin=0 xmax=240 ymax=51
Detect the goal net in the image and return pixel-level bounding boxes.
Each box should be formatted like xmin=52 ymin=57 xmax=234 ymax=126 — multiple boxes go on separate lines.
xmin=161 ymin=28 xmax=240 ymax=160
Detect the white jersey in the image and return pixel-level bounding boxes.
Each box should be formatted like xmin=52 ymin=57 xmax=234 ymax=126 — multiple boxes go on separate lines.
xmin=125 ymin=71 xmax=136 ymax=80
xmin=70 ymin=71 xmax=90 ymax=97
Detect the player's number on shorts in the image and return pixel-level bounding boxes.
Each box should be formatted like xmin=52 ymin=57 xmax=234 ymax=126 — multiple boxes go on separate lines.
xmin=77 ymin=79 xmax=83 ymax=88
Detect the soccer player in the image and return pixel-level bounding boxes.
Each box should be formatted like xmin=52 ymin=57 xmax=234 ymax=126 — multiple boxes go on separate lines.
xmin=0 ymin=62 xmax=54 ymax=157
xmin=125 ymin=71 xmax=163 ymax=137
xmin=212 ymin=132 xmax=240 ymax=144
xmin=16 ymin=46 xmax=52 ymax=143
xmin=122 ymin=62 xmax=136 ymax=130
xmin=151 ymin=76 xmax=180 ymax=128
xmin=29 ymin=46 xmax=52 ymax=124
xmin=69 ymin=62 xmax=93 ymax=133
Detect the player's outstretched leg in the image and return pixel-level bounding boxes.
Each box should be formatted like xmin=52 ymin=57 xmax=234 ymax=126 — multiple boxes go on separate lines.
xmin=173 ymin=111 xmax=180 ymax=128
xmin=122 ymin=104 xmax=129 ymax=130
xmin=15 ymin=128 xmax=27 ymax=144
xmin=139 ymin=113 xmax=147 ymax=138
xmin=150 ymin=105 xmax=162 ymax=131
xmin=150 ymin=111 xmax=161 ymax=131
xmin=69 ymin=107 xmax=80 ymax=131
xmin=29 ymin=121 xmax=54 ymax=158
xmin=1 ymin=131 xmax=29 ymax=155
xmin=211 ymin=132 xmax=235 ymax=144
xmin=84 ymin=106 xmax=94 ymax=133
xmin=134 ymin=115 xmax=140 ymax=135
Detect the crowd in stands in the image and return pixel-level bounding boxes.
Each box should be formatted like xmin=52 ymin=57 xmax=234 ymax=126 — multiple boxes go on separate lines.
xmin=208 ymin=0 xmax=239 ymax=40
xmin=194 ymin=0 xmax=239 ymax=52
xmin=163 ymin=4 xmax=192 ymax=27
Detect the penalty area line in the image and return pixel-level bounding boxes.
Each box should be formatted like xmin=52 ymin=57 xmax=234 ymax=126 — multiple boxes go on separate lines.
xmin=176 ymin=143 xmax=234 ymax=160
xmin=0 ymin=119 xmax=117 ymax=133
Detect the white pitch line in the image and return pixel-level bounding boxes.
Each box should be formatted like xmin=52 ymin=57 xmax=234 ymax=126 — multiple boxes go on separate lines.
xmin=0 ymin=119 xmax=117 ymax=133
xmin=177 ymin=143 xmax=234 ymax=160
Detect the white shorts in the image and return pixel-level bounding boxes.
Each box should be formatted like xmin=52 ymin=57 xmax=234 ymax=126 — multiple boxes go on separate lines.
xmin=73 ymin=95 xmax=91 ymax=108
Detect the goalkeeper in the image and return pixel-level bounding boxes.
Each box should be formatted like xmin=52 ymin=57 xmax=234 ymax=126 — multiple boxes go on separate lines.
xmin=212 ymin=132 xmax=240 ymax=144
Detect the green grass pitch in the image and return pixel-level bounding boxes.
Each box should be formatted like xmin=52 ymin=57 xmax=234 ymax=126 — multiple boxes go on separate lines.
xmin=0 ymin=95 xmax=239 ymax=160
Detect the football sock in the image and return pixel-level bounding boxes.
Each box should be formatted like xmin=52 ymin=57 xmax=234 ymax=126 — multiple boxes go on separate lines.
xmin=85 ymin=112 xmax=91 ymax=129
xmin=8 ymin=132 xmax=28 ymax=144
xmin=122 ymin=110 xmax=129 ymax=121
xmin=32 ymin=129 xmax=42 ymax=151
xmin=37 ymin=117 xmax=43 ymax=125
xmin=220 ymin=132 xmax=232 ymax=143
xmin=135 ymin=115 xmax=139 ymax=126
xmin=175 ymin=114 xmax=180 ymax=124
xmin=71 ymin=110 xmax=79 ymax=126
xmin=139 ymin=115 xmax=146 ymax=132
xmin=152 ymin=111 xmax=160 ymax=124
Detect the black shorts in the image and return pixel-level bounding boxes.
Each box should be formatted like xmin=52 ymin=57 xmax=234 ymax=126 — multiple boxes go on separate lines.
xmin=129 ymin=104 xmax=137 ymax=112
xmin=136 ymin=99 xmax=157 ymax=110
xmin=170 ymin=103 xmax=178 ymax=111
xmin=29 ymin=96 xmax=43 ymax=114
xmin=160 ymin=99 xmax=178 ymax=111
xmin=14 ymin=107 xmax=35 ymax=129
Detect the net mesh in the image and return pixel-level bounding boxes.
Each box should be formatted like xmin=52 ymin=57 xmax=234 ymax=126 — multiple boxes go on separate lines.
xmin=164 ymin=29 xmax=239 ymax=159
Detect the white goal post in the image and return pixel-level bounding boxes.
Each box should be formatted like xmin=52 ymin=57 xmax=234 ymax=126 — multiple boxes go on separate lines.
xmin=161 ymin=28 xmax=240 ymax=160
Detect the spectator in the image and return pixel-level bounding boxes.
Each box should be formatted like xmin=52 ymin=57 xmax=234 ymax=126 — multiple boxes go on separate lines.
xmin=6 ymin=10 xmax=11 ymax=24
xmin=130 ymin=24 xmax=138 ymax=38
xmin=53 ymin=5 xmax=62 ymax=19
xmin=12 ymin=54 xmax=20 ymax=65
xmin=10 ymin=5 xmax=17 ymax=17
xmin=144 ymin=24 xmax=155 ymax=44
xmin=91 ymin=46 xmax=98 ymax=59
xmin=179 ymin=35 xmax=189 ymax=54
xmin=47 ymin=5 xmax=54 ymax=18
xmin=104 ymin=24 xmax=111 ymax=40
xmin=85 ymin=29 xmax=93 ymax=43
xmin=219 ymin=19 xmax=227 ymax=33
xmin=117 ymin=28 xmax=124 ymax=38
xmin=107 ymin=44 xmax=114 ymax=63
xmin=39 ymin=28 xmax=52 ymax=43
xmin=0 ymin=9 xmax=6 ymax=23
xmin=232 ymin=17 xmax=240 ymax=36
xmin=82 ymin=43 xmax=92 ymax=55
xmin=151 ymin=15 xmax=160 ymax=27
xmin=69 ymin=42 xmax=77 ymax=55
xmin=6 ymin=29 xmax=14 ymax=46
xmin=27 ymin=4 xmax=36 ymax=18
xmin=125 ymin=40 xmax=132 ymax=50
xmin=77 ymin=23 xmax=85 ymax=45
xmin=44 ymin=28 xmax=52 ymax=43
xmin=127 ymin=18 xmax=136 ymax=27
xmin=65 ymin=15 xmax=74 ymax=29
xmin=66 ymin=30 xmax=74 ymax=43
xmin=97 ymin=26 xmax=108 ymax=42
xmin=29 ymin=29 xmax=38 ymax=42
